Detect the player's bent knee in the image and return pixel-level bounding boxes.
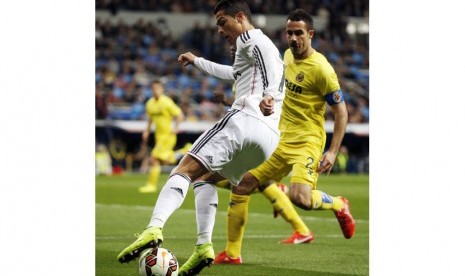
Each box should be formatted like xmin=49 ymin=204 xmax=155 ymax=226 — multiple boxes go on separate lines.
xmin=235 ymin=173 xmax=260 ymax=195
xmin=232 ymin=184 xmax=255 ymax=195
xmin=232 ymin=175 xmax=258 ymax=195
xmin=289 ymin=191 xmax=312 ymax=210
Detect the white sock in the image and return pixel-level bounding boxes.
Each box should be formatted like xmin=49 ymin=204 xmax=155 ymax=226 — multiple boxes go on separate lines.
xmin=193 ymin=182 xmax=218 ymax=245
xmin=148 ymin=173 xmax=191 ymax=228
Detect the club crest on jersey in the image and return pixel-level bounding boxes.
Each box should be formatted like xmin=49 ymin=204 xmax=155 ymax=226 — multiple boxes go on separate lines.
xmin=296 ymin=72 xmax=304 ymax=82
xmin=333 ymin=91 xmax=342 ymax=103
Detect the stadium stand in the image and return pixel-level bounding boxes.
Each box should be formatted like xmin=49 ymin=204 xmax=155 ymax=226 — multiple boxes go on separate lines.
xmin=95 ymin=1 xmax=369 ymax=173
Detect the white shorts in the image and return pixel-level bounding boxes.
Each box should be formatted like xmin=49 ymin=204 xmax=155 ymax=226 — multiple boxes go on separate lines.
xmin=188 ymin=109 xmax=279 ymax=185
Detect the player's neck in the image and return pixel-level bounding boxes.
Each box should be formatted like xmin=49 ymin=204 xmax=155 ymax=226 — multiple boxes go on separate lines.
xmin=242 ymin=22 xmax=255 ymax=33
xmin=295 ymin=47 xmax=315 ymax=60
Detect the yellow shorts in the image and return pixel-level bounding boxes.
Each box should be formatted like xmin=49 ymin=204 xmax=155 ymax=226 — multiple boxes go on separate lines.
xmin=151 ymin=134 xmax=177 ymax=164
xmin=250 ymin=139 xmax=324 ymax=189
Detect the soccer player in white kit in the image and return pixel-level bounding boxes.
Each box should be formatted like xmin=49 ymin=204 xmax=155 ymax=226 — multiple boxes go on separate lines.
xmin=117 ymin=1 xmax=284 ymax=275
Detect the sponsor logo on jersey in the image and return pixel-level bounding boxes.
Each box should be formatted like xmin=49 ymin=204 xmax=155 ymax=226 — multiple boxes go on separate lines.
xmin=284 ymin=79 xmax=303 ymax=94
xmin=296 ymin=72 xmax=304 ymax=82
xmin=233 ymin=71 xmax=242 ymax=79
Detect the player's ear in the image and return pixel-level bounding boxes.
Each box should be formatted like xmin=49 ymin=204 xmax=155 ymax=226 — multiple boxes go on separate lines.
xmin=308 ymin=29 xmax=315 ymax=39
xmin=235 ymin=11 xmax=245 ymax=23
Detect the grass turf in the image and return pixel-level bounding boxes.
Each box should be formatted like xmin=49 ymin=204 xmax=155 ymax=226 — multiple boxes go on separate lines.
xmin=96 ymin=173 xmax=369 ymax=276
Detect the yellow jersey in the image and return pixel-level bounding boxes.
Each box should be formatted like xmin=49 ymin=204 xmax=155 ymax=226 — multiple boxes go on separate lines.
xmin=280 ymin=49 xmax=341 ymax=144
xmin=145 ymin=95 xmax=182 ymax=138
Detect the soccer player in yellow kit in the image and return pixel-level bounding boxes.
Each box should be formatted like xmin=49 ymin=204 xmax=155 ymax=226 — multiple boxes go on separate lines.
xmin=138 ymin=80 xmax=184 ymax=193
xmin=215 ymin=9 xmax=356 ymax=264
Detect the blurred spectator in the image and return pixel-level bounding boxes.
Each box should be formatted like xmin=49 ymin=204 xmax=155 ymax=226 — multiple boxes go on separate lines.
xmin=95 ymin=144 xmax=113 ymax=176
xmin=333 ymin=145 xmax=349 ymax=174
xmin=95 ymin=4 xmax=368 ymax=122
xmin=96 ymin=82 xmax=109 ymax=119
xmin=96 ymin=0 xmax=368 ymax=16
xmin=108 ymin=137 xmax=127 ymax=174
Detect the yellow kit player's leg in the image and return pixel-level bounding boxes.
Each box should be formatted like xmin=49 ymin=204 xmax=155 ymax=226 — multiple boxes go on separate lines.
xmin=139 ymin=165 xmax=161 ymax=193
xmin=262 ymin=184 xmax=313 ymax=244
xmin=311 ymin=189 xmax=344 ymax=211
xmin=225 ymin=193 xmax=249 ymax=258
xmin=215 ymin=179 xmax=260 ymax=193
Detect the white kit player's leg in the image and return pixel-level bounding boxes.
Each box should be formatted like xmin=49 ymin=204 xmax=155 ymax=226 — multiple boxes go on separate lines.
xmin=117 ymin=173 xmax=192 ymax=263
xmin=193 ymin=181 xmax=218 ymax=245
xmin=148 ymin=173 xmax=191 ymax=228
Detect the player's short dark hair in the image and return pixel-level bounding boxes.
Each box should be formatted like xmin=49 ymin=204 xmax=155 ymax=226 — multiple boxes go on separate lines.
xmin=287 ymin=9 xmax=314 ymax=30
xmin=214 ymin=0 xmax=252 ymax=22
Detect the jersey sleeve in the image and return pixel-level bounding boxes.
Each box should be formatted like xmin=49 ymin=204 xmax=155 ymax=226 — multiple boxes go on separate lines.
xmin=145 ymin=100 xmax=151 ymax=117
xmin=243 ymin=36 xmax=284 ymax=99
xmin=317 ymin=61 xmax=341 ymax=96
xmin=194 ymin=58 xmax=235 ymax=82
xmin=166 ymin=98 xmax=182 ymax=116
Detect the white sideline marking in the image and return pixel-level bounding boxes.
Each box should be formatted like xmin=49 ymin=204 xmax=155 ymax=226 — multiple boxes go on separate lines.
xmin=96 ymin=203 xmax=368 ymax=224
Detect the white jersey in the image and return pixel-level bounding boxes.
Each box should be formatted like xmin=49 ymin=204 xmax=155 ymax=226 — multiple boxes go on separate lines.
xmin=194 ymin=29 xmax=284 ymax=133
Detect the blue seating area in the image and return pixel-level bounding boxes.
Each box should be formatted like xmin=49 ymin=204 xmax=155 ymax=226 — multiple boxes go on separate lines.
xmin=96 ymin=7 xmax=368 ymax=123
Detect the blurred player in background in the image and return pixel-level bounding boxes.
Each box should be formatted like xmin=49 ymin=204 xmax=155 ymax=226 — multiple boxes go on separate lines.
xmin=117 ymin=1 xmax=286 ymax=275
xmin=138 ymin=80 xmax=184 ymax=193
xmin=95 ymin=144 xmax=112 ymax=176
xmin=215 ymin=9 xmax=356 ymax=264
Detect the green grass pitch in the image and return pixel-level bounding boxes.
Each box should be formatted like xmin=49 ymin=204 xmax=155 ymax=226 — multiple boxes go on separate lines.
xmin=96 ymin=173 xmax=368 ymax=276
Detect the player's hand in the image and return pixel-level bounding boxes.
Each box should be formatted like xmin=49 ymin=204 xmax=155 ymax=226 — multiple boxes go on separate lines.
xmin=317 ymin=151 xmax=337 ymax=175
xmin=259 ymin=95 xmax=274 ymax=116
xmin=178 ymin=52 xmax=197 ymax=66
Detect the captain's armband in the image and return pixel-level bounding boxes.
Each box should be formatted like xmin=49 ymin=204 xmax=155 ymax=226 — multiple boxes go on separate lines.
xmin=325 ymin=90 xmax=344 ymax=105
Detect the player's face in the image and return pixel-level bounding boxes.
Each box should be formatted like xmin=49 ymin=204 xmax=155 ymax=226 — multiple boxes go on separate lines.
xmin=286 ymin=20 xmax=314 ymax=59
xmin=151 ymin=83 xmax=164 ymax=98
xmin=215 ymin=10 xmax=242 ymax=45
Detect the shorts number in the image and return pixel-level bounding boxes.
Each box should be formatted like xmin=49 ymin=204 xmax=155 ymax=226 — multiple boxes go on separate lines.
xmin=305 ymin=157 xmax=314 ymax=175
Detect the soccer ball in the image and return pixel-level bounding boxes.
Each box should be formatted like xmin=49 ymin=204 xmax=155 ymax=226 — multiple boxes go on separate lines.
xmin=138 ymin=247 xmax=179 ymax=276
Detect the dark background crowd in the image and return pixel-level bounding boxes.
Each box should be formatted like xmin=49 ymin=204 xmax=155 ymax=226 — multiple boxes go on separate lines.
xmin=96 ymin=0 xmax=368 ymax=17
xmin=96 ymin=0 xmax=369 ymax=123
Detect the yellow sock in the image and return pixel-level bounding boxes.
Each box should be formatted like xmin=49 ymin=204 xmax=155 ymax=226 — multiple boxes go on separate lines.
xmin=262 ymin=184 xmax=310 ymax=235
xmin=215 ymin=179 xmax=232 ymax=190
xmin=311 ymin=190 xmax=344 ymax=211
xmin=148 ymin=165 xmax=161 ymax=188
xmin=225 ymin=193 xmax=250 ymax=258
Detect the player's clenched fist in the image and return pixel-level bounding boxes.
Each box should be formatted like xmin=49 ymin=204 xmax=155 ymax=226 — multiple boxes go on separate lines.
xmin=259 ymin=95 xmax=275 ymax=116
